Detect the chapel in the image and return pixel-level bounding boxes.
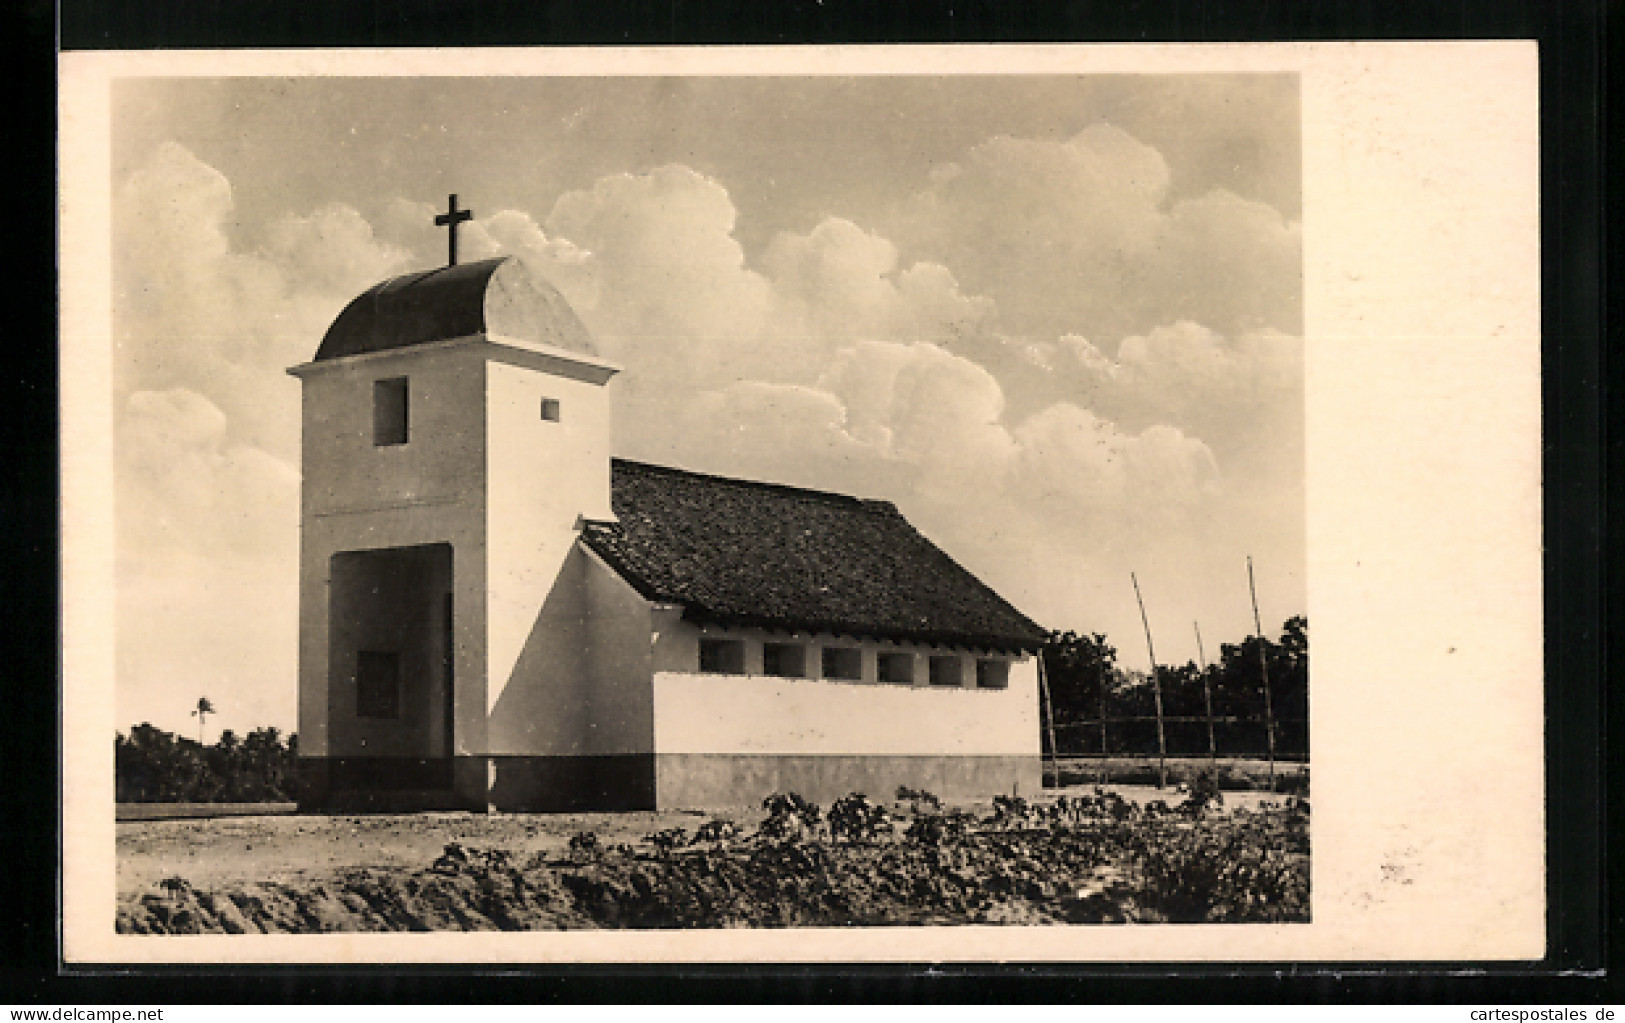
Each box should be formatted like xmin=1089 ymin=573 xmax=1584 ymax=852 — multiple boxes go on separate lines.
xmin=289 ymin=217 xmax=1047 ymax=812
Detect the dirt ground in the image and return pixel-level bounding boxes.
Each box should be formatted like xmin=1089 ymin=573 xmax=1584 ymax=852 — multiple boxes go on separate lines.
xmin=117 ymin=806 xmax=726 ymax=894
xmin=116 ymin=785 xmax=1292 ymax=898
xmin=1048 ymin=757 xmax=1309 ymax=790
xmin=118 ymin=787 xmax=1311 ymax=931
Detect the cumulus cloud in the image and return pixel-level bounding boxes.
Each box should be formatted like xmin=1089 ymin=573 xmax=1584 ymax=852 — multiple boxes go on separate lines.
xmin=117 ymin=387 xmax=299 ymax=565
xmin=114 ymin=387 xmax=302 ymax=734
xmin=1051 ymin=321 xmax=1304 ymax=490
xmin=113 ymin=144 xmax=408 ymax=736
xmin=818 ymin=342 xmax=1017 ymax=501
xmin=760 ymin=218 xmax=995 ymax=349
xmin=1013 ymin=404 xmax=1220 ymax=516
xmin=903 ymin=123 xmax=1302 ymax=344
xmin=112 ymin=145 xmax=395 ymax=737
xmin=538 ymin=166 xmax=995 ymax=394
xmin=377 ymin=198 xmax=596 ymax=302
xmin=643 ymin=338 xmax=1225 ymax=584
xmin=115 ymin=142 xmax=413 ymax=460
xmin=662 ymin=381 xmax=894 ymax=492
xmin=110 ymin=128 xmax=1302 ymax=730
xmin=261 ymin=202 xmax=410 ymax=298
xmin=546 ymin=164 xmax=775 ymax=375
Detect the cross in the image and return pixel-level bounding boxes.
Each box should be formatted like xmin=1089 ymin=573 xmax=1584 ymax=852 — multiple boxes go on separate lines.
xmin=433 ymin=193 xmax=474 ymax=266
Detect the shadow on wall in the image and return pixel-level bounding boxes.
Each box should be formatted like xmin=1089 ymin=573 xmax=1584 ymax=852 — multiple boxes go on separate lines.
xmin=486 ymin=545 xmax=656 ymax=811
xmin=488 ymin=755 xmax=657 ymax=812
xmin=486 ymin=546 xmax=592 ymax=757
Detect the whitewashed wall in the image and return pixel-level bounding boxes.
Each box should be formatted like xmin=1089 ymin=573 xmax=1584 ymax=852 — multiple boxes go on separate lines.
xmin=652 ymin=657 xmax=1040 ymax=758
xmin=293 ymin=343 xmax=489 ymax=758
xmin=483 ymin=344 xmax=619 ymax=755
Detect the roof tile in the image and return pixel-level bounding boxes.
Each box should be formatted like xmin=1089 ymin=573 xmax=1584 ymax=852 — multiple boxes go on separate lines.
xmin=581 ymin=459 xmax=1046 ymax=652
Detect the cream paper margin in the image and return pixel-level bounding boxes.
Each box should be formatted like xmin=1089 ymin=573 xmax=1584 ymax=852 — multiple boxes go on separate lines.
xmin=59 ymin=41 xmax=1543 ymax=963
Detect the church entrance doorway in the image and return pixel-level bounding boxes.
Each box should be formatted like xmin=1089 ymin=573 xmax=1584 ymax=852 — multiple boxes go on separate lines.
xmin=327 ymin=543 xmax=455 ymax=796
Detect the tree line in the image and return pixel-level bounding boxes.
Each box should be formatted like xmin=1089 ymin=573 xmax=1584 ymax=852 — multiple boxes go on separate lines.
xmin=115 ymin=722 xmax=301 ymax=802
xmin=1040 ymin=615 xmax=1309 ymax=760
xmin=116 ymin=619 xmax=1307 ymax=801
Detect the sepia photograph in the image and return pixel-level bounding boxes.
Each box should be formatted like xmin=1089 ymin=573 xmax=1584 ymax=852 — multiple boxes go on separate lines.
xmin=60 ymin=43 xmax=1541 ymax=963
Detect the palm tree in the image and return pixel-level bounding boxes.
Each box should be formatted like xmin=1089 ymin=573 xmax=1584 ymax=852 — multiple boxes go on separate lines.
xmin=191 ymin=697 xmax=215 ymax=745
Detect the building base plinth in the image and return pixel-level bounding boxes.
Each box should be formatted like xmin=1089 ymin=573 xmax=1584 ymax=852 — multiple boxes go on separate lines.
xmin=297 ymin=753 xmax=1039 ymax=813
xmin=654 ymin=753 xmax=1041 ymax=810
xmin=297 ymin=756 xmax=486 ymax=813
xmin=488 ymin=755 xmax=657 ymax=812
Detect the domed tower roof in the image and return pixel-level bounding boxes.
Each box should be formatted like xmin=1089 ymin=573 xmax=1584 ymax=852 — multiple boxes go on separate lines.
xmin=314 ymin=256 xmax=598 ymax=362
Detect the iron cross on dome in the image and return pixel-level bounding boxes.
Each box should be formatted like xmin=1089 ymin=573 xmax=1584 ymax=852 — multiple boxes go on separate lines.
xmin=434 ymin=193 xmax=474 ymax=266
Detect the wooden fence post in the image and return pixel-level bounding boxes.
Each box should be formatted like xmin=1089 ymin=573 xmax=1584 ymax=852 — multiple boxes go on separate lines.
xmin=1131 ymin=573 xmax=1168 ymax=789
xmin=1036 ymin=649 xmax=1060 ymax=789
xmin=1247 ymin=556 xmax=1278 ymax=792
xmin=1098 ymin=665 xmax=1109 ymax=784
xmin=1195 ymin=620 xmax=1218 ymax=772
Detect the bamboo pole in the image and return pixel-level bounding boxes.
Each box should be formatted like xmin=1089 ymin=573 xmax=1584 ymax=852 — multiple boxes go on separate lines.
xmin=1195 ymin=621 xmax=1218 ymax=771
xmin=1248 ymin=556 xmax=1278 ymax=792
xmin=1036 ymin=649 xmax=1061 ymax=790
xmin=1131 ymin=572 xmax=1168 ymax=789
xmin=1098 ymin=657 xmax=1109 ymax=785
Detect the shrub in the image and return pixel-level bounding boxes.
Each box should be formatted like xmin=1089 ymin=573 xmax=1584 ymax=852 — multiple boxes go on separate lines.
xmin=693 ymin=818 xmax=741 ymax=844
xmin=895 ymin=785 xmax=942 ymax=811
xmin=1178 ymin=771 xmax=1225 ymax=818
xmin=1064 ymin=788 xmax=1135 ymax=822
xmin=642 ymin=828 xmax=688 ymax=859
xmin=567 ymin=831 xmax=601 ymax=862
xmin=904 ymin=809 xmax=972 ymax=847
xmin=758 ymin=792 xmax=822 ymax=842
xmin=827 ymin=794 xmax=893 ymax=844
xmin=429 ymin=842 xmax=514 ymax=876
xmin=990 ymin=794 xmax=1033 ymax=828
xmin=1128 ymin=813 xmax=1309 ymax=923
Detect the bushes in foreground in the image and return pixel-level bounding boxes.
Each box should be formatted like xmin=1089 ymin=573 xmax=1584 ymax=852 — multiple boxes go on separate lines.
xmin=120 ymin=787 xmax=1310 ymax=933
xmin=563 ymin=787 xmax=1310 ymax=926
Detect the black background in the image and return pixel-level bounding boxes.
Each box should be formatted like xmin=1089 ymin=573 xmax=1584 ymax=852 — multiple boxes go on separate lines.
xmin=7 ymin=0 xmax=1613 ymax=1004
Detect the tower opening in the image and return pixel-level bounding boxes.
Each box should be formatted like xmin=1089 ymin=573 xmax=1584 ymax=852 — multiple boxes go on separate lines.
xmin=326 ymin=543 xmax=455 ymax=793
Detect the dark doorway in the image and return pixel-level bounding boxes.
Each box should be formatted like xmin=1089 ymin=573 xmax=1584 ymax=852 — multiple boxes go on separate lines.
xmin=327 ymin=543 xmax=454 ymax=791
xmin=443 ymin=590 xmax=456 ymax=758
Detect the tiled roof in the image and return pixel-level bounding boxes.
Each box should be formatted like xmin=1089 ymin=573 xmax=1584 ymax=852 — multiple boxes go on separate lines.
xmin=579 ymin=459 xmax=1047 ymax=652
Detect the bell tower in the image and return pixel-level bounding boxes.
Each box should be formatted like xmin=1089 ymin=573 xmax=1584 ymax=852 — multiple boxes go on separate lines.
xmin=288 ymin=251 xmax=619 ymax=810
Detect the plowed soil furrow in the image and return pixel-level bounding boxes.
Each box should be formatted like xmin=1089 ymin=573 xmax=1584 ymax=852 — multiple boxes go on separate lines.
xmin=118 ymin=795 xmax=1309 ymax=932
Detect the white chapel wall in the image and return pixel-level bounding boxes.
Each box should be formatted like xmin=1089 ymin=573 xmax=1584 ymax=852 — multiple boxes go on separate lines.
xmin=652 ymin=662 xmax=1040 ymax=758
xmin=582 ymin=547 xmax=657 ymax=756
xmin=299 ymin=346 xmax=488 ymax=517
xmin=649 ymin=619 xmax=1041 ymax=759
xmin=483 ymin=354 xmax=614 ymax=756
xmin=295 ymin=346 xmax=489 ymax=758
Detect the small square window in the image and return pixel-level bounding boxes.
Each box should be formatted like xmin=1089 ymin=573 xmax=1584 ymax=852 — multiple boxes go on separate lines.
xmin=929 ymin=655 xmax=963 ymax=687
xmin=877 ymin=652 xmax=914 ymax=685
xmin=698 ymin=638 xmax=746 ymax=674
xmin=540 ymin=397 xmax=562 ymax=422
xmin=762 ymin=642 xmax=806 ymax=678
xmin=356 ymin=650 xmax=401 ymax=719
xmin=821 ymin=646 xmax=862 ymax=681
xmin=976 ymin=658 xmax=1010 ymax=690
xmin=373 ymin=377 xmax=409 ymax=446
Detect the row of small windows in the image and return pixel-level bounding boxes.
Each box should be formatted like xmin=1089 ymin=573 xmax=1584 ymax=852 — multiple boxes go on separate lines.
xmin=358 ymin=641 xmax=1008 ymax=718
xmin=371 ymin=376 xmax=561 ymax=446
xmin=698 ymin=637 xmax=1009 ymax=689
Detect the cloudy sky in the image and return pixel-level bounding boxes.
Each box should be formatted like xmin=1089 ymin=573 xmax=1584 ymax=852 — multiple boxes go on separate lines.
xmin=112 ymin=74 xmax=1304 ymax=738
